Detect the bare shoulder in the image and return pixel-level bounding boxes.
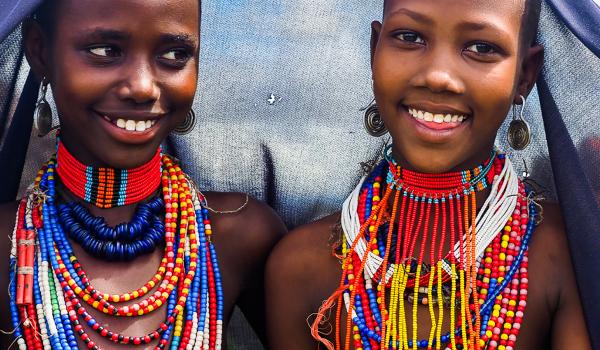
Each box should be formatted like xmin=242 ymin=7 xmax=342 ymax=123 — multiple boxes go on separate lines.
xmin=0 ymin=201 xmax=19 ymax=347
xmin=521 ymin=200 xmax=590 ymax=348
xmin=527 ymin=202 xmax=570 ymax=282
xmin=266 ymin=213 xmax=342 ymax=349
xmin=526 ymin=202 xmax=571 ymax=302
xmin=203 ymin=191 xmax=286 ymax=249
xmin=267 ymin=212 xmax=341 ymax=306
xmin=202 ymin=191 xmax=286 ymax=281
xmin=0 ymin=201 xmax=19 ymax=278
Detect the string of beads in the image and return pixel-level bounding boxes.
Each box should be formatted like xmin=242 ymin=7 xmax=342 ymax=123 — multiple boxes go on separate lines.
xmin=312 ymin=147 xmax=536 ymax=350
xmin=9 ymin=150 xmax=224 ymax=349
xmin=56 ymin=141 xmax=162 ymax=209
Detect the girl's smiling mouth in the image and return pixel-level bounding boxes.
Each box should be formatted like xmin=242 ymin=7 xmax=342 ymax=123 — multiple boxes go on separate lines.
xmin=101 ymin=114 xmax=158 ymax=132
xmin=94 ymin=110 xmax=167 ymax=145
xmin=404 ymin=104 xmax=471 ymax=132
xmin=400 ymin=104 xmax=472 ymax=144
xmin=97 ymin=111 xmax=164 ymax=133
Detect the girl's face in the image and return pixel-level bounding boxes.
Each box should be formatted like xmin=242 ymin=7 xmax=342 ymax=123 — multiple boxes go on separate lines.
xmin=372 ymin=0 xmax=542 ymax=173
xmin=25 ymin=0 xmax=200 ymax=168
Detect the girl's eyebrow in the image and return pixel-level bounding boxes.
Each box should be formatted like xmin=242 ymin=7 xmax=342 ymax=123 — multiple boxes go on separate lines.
xmin=386 ymin=8 xmax=434 ymax=25
xmin=78 ymin=28 xmax=131 ymax=41
xmin=159 ymin=33 xmax=197 ymax=47
xmin=456 ymin=21 xmax=511 ymax=42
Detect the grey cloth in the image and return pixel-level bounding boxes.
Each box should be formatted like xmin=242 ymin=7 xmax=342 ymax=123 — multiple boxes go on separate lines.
xmin=1 ymin=1 xmax=599 ymax=349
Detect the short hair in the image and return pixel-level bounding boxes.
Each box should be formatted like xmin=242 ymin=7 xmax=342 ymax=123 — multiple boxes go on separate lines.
xmin=34 ymin=0 xmax=57 ymax=40
xmin=32 ymin=0 xmax=203 ymax=40
xmin=521 ymin=0 xmax=542 ymax=49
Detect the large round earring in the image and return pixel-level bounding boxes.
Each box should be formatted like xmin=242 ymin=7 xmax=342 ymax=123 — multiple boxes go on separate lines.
xmin=172 ymin=109 xmax=196 ymax=135
xmin=363 ymin=100 xmax=387 ymax=137
xmin=34 ymin=78 xmax=54 ymax=137
xmin=507 ymin=95 xmax=531 ymax=150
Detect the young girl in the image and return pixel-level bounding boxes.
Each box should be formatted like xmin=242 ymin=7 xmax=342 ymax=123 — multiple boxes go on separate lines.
xmin=0 ymin=0 xmax=286 ymax=349
xmin=266 ymin=0 xmax=591 ymax=349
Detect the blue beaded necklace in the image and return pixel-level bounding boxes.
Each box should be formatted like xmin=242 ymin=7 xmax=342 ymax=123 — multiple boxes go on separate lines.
xmin=58 ymin=197 xmax=165 ymax=261
xmin=9 ymin=154 xmax=225 ymax=349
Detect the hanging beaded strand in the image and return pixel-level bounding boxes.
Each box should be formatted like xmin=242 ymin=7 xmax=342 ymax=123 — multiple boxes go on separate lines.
xmin=314 ymin=146 xmax=535 ymax=350
xmin=9 ymin=153 xmax=225 ymax=350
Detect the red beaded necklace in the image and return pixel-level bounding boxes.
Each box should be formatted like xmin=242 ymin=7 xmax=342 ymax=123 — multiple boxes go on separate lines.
xmin=311 ymin=148 xmax=534 ymax=350
xmin=56 ymin=141 xmax=162 ymax=209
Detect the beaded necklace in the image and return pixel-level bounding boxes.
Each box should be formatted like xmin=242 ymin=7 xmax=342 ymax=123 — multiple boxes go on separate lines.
xmin=56 ymin=142 xmax=162 ymax=209
xmin=312 ymin=146 xmax=536 ymax=350
xmin=9 ymin=152 xmax=224 ymax=349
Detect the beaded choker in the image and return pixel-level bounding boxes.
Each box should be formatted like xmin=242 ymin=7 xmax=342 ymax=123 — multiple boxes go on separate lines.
xmin=312 ymin=147 xmax=537 ymax=350
xmin=56 ymin=141 xmax=162 ymax=209
xmin=10 ymin=155 xmax=224 ymax=349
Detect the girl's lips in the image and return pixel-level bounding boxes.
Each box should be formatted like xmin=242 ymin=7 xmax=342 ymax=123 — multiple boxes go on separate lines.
xmin=402 ymin=106 xmax=471 ymax=143
xmin=413 ymin=118 xmax=463 ymax=131
xmin=95 ymin=111 xmax=162 ymax=144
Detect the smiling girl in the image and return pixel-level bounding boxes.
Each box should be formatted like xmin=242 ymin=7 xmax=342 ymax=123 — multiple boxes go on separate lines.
xmin=0 ymin=1 xmax=285 ymax=349
xmin=266 ymin=0 xmax=591 ymax=349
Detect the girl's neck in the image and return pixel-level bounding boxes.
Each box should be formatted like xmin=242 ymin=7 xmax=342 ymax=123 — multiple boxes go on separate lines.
xmin=55 ymin=140 xmax=162 ymax=213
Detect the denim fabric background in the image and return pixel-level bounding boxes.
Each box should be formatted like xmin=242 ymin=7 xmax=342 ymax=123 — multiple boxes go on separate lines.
xmin=1 ymin=1 xmax=599 ymax=349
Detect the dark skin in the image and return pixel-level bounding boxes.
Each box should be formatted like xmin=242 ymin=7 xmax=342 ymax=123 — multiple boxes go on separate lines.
xmin=266 ymin=0 xmax=590 ymax=349
xmin=0 ymin=1 xmax=286 ymax=349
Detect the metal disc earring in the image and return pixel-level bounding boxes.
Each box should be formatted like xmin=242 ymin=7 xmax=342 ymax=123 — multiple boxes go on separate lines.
xmin=363 ymin=100 xmax=387 ymax=137
xmin=34 ymin=78 xmax=54 ymax=137
xmin=173 ymin=109 xmax=196 ymax=135
xmin=507 ymin=95 xmax=531 ymax=150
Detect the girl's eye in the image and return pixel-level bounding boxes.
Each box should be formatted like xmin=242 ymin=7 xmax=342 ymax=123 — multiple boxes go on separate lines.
xmin=396 ymin=32 xmax=425 ymax=44
xmin=88 ymin=46 xmax=120 ymax=57
xmin=465 ymin=43 xmax=496 ymax=54
xmin=160 ymin=49 xmax=190 ymax=61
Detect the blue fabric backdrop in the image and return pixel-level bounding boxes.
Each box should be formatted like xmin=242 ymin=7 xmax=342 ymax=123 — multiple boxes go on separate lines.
xmin=1 ymin=0 xmax=599 ymax=348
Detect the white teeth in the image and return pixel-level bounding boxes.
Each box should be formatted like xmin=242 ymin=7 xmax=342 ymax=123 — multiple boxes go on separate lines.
xmin=111 ymin=118 xmax=156 ymax=131
xmin=135 ymin=121 xmax=146 ymax=132
xmin=125 ymin=120 xmax=136 ymax=131
xmin=407 ymin=108 xmax=467 ymax=124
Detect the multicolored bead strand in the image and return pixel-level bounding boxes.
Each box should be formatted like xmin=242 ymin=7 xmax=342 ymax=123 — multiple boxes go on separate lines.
xmin=9 ymin=152 xmax=225 ymax=349
xmin=314 ymin=147 xmax=536 ymax=350
xmin=56 ymin=141 xmax=162 ymax=209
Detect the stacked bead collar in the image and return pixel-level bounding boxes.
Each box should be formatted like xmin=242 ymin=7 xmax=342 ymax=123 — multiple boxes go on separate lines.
xmin=56 ymin=141 xmax=162 ymax=209
xmin=9 ymin=153 xmax=225 ymax=349
xmin=312 ymin=147 xmax=537 ymax=350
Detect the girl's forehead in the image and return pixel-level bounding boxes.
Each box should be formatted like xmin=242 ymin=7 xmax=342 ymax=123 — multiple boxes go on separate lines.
xmin=54 ymin=0 xmax=199 ymax=25
xmin=384 ymin=0 xmax=525 ymax=18
xmin=383 ymin=0 xmax=523 ymax=34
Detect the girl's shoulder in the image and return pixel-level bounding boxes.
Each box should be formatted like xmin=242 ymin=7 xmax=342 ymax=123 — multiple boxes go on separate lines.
xmin=202 ymin=191 xmax=287 ymax=276
xmin=0 ymin=201 xmax=19 ymax=348
xmin=518 ymin=201 xmax=591 ymax=348
xmin=266 ymin=212 xmax=342 ymax=298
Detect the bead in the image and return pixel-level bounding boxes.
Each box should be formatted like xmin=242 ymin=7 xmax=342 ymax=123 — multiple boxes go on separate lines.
xmin=10 ymin=153 xmax=224 ymax=349
xmin=331 ymin=152 xmax=534 ymax=350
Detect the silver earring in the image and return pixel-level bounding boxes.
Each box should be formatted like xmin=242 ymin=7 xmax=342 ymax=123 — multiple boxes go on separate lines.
xmin=34 ymin=78 xmax=54 ymax=137
xmin=363 ymin=100 xmax=387 ymax=137
xmin=173 ymin=109 xmax=196 ymax=135
xmin=507 ymin=95 xmax=531 ymax=150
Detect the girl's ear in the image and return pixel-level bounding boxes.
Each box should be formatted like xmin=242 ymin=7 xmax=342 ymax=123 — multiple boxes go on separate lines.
xmin=22 ymin=19 xmax=51 ymax=82
xmin=370 ymin=20 xmax=382 ymax=73
xmin=515 ymin=44 xmax=544 ymax=102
